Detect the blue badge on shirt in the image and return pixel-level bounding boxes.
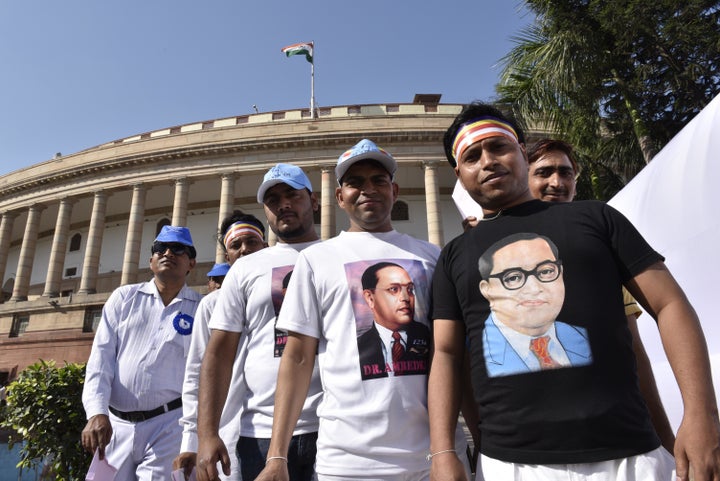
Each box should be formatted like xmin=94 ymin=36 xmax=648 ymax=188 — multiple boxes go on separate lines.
xmin=173 ymin=313 xmax=194 ymax=335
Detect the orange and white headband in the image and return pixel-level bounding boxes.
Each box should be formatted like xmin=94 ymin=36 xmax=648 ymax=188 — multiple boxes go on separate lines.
xmin=223 ymin=222 xmax=264 ymax=248
xmin=452 ymin=117 xmax=519 ymax=161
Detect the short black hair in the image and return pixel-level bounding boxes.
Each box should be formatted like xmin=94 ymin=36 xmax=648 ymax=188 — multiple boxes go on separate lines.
xmin=282 ymin=270 xmax=293 ymax=289
xmin=361 ymin=261 xmax=404 ymax=290
xmin=527 ymin=138 xmax=579 ymax=174
xmin=443 ymin=101 xmax=525 ymax=168
xmin=218 ymin=210 xmax=266 ymax=251
xmin=478 ymin=232 xmax=559 ymax=280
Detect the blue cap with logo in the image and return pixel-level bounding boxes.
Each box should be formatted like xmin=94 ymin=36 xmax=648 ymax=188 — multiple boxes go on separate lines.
xmin=257 ymin=163 xmax=313 ymax=203
xmin=335 ymin=139 xmax=397 ymax=184
xmin=154 ymin=225 xmax=195 ymax=247
xmin=207 ymin=262 xmax=230 ymax=277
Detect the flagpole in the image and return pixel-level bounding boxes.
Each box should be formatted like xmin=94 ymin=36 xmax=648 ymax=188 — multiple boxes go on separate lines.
xmin=310 ymin=41 xmax=316 ymax=119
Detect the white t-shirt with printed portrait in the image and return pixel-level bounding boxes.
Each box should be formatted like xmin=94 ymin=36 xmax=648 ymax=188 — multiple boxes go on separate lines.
xmin=277 ymin=230 xmax=468 ymax=477
xmin=209 ymin=240 xmax=322 ymax=437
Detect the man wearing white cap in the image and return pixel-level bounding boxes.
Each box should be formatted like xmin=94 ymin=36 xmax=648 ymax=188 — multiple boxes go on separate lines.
xmin=195 ymin=164 xmax=322 ymax=481
xmin=174 ymin=212 xmax=267 ymax=480
xmin=254 ymin=140 xmax=469 ymax=481
xmin=81 ymin=225 xmax=202 ymax=480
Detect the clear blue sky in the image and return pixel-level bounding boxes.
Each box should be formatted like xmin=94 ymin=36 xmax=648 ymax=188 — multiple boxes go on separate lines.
xmin=0 ymin=1 xmax=532 ymax=176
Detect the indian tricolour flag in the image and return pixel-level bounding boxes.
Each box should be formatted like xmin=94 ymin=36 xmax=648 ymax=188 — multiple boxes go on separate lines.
xmin=281 ymin=42 xmax=313 ymax=64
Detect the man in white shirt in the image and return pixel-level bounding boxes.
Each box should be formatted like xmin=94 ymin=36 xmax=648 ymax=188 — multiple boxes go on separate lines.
xmin=81 ymin=225 xmax=202 ymax=480
xmin=196 ymin=164 xmax=322 ymax=481
xmin=253 ymin=140 xmax=469 ymax=481
xmin=174 ymin=212 xmax=267 ymax=480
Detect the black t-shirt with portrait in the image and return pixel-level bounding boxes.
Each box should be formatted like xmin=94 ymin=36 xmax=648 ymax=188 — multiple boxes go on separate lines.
xmin=432 ymin=199 xmax=662 ymax=464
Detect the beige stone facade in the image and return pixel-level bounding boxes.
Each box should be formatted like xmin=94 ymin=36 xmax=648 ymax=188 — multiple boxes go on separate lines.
xmin=0 ymin=100 xmax=539 ymax=382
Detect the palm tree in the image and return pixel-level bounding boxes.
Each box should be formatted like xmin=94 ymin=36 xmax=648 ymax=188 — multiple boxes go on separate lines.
xmin=496 ymin=0 xmax=720 ymax=199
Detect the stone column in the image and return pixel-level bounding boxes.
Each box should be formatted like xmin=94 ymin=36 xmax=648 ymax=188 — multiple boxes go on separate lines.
xmin=266 ymin=228 xmax=277 ymax=247
xmin=216 ymin=173 xmax=235 ymax=263
xmin=423 ymin=161 xmax=444 ymax=247
xmin=171 ymin=177 xmax=190 ymax=227
xmin=10 ymin=204 xmax=45 ymax=301
xmin=43 ymin=198 xmax=75 ymax=297
xmin=320 ymin=166 xmax=336 ymax=240
xmin=0 ymin=211 xmax=18 ymax=293
xmin=121 ymin=184 xmax=147 ymax=285
xmin=78 ymin=191 xmax=108 ymax=295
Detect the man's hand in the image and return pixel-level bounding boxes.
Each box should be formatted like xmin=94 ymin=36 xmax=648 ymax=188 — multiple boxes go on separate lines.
xmin=461 ymin=216 xmax=478 ymax=232
xmin=674 ymin=411 xmax=720 ymax=481
xmin=81 ymin=414 xmax=112 ymax=460
xmin=430 ymin=452 xmax=469 ymax=481
xmin=253 ymin=458 xmax=289 ymax=481
xmin=195 ymin=435 xmax=230 ymax=481
xmin=173 ymin=452 xmax=197 ymax=480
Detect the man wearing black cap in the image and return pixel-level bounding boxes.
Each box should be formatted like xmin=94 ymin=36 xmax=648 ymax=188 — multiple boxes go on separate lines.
xmin=81 ymin=225 xmax=202 ymax=481
xmin=254 ymin=140 xmax=469 ymax=481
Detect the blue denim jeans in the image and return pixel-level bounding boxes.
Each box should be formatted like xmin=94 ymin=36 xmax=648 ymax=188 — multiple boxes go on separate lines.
xmin=236 ymin=431 xmax=318 ymax=481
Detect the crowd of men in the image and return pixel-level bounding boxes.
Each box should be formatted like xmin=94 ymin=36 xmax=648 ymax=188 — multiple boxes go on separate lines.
xmin=81 ymin=103 xmax=720 ymax=481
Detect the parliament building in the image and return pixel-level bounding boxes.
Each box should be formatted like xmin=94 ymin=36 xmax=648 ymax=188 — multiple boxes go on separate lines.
xmin=0 ymin=95 xmax=544 ymax=383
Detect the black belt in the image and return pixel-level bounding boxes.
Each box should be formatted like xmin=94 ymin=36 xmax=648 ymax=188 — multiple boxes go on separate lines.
xmin=109 ymin=397 xmax=182 ymax=423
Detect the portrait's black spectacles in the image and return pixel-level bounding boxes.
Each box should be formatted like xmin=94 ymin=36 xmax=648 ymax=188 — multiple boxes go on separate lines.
xmin=488 ymin=259 xmax=562 ymax=290
xmin=152 ymin=242 xmax=190 ymax=256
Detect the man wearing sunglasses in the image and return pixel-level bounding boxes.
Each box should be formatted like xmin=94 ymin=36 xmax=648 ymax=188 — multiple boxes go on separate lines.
xmin=82 ymin=225 xmax=202 ymax=481
xmin=478 ymin=232 xmax=591 ymax=378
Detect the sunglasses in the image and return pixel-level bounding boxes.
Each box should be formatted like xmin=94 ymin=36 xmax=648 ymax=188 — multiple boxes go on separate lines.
xmin=151 ymin=242 xmax=190 ymax=256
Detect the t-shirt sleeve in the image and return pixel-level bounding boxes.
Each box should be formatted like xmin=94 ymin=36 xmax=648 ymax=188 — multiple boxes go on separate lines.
xmin=276 ymin=252 xmax=321 ymax=338
xmin=431 ymin=241 xmax=464 ymax=322
xmin=208 ymin=265 xmax=247 ymax=333
xmin=603 ymin=203 xmax=664 ymax=281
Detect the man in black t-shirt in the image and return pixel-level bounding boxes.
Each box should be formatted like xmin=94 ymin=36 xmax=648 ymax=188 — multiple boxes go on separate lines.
xmin=427 ymin=102 xmax=720 ymax=481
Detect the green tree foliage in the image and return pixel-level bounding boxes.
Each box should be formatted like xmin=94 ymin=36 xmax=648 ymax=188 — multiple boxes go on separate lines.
xmin=497 ymin=0 xmax=720 ymax=199
xmin=0 ymin=360 xmax=90 ymax=480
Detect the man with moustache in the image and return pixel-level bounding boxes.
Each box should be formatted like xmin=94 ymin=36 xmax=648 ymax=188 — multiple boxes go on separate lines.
xmin=174 ymin=212 xmax=267 ymax=481
xmin=358 ymin=262 xmax=431 ymax=379
xmin=428 ymin=102 xmax=720 ymax=481
xmin=462 ymin=137 xmax=675 ymax=451
xmin=254 ymin=139 xmax=469 ymax=481
xmin=195 ymin=164 xmax=322 ymax=481
xmin=82 ymin=225 xmax=202 ymax=481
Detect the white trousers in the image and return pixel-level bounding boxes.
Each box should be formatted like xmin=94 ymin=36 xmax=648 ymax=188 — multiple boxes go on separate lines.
xmin=475 ymin=446 xmax=675 ymax=481
xmin=106 ymin=409 xmax=183 ymax=481
xmin=317 ymin=448 xmax=472 ymax=481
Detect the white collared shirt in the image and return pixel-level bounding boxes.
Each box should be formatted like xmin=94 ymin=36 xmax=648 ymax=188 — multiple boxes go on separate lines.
xmin=373 ymin=321 xmax=408 ymax=368
xmin=83 ymin=280 xmax=202 ymax=418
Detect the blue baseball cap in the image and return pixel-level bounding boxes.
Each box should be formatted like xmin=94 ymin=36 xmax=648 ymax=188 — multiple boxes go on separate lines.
xmin=257 ymin=163 xmax=313 ymax=203
xmin=154 ymin=225 xmax=194 ymax=247
xmin=207 ymin=262 xmax=230 ymax=277
xmin=336 ymin=139 xmax=397 ymax=184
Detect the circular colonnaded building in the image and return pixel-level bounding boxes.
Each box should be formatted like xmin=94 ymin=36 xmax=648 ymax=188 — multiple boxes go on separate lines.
xmin=0 ymin=96 xmax=545 ymax=381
